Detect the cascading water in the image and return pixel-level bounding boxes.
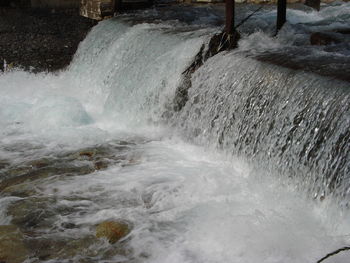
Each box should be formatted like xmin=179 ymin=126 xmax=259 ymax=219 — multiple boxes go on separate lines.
xmin=173 ymin=53 xmax=350 ymax=203
xmin=0 ymin=3 xmax=349 ymax=263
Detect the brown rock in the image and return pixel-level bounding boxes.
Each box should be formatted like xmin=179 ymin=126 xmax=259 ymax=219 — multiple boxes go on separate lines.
xmin=79 ymin=151 xmax=95 ymax=158
xmin=27 ymin=235 xmax=99 ymax=260
xmin=0 ymin=225 xmax=29 ymax=263
xmin=94 ymin=160 xmax=109 ymax=170
xmin=2 ymin=182 xmax=38 ymax=197
xmin=96 ymin=221 xmax=130 ymax=244
xmin=28 ymin=159 xmax=50 ymax=169
xmin=7 ymin=197 xmax=55 ymax=229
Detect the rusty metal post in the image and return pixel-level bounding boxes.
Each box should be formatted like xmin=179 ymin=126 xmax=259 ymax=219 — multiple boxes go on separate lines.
xmin=276 ymin=0 xmax=286 ymax=34
xmin=225 ymin=0 xmax=235 ymax=35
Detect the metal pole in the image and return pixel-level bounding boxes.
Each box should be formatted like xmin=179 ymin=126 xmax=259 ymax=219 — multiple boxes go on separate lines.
xmin=276 ymin=0 xmax=286 ymax=33
xmin=225 ymin=0 xmax=235 ymax=35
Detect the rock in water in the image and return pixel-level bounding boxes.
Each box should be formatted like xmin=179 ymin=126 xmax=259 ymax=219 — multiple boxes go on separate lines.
xmin=0 ymin=225 xmax=29 ymax=263
xmin=94 ymin=160 xmax=109 ymax=170
xmin=310 ymin=32 xmax=346 ymax=45
xmin=79 ymin=150 xmax=95 ymax=159
xmin=305 ymin=0 xmax=320 ymax=11
xmin=96 ymin=221 xmax=130 ymax=244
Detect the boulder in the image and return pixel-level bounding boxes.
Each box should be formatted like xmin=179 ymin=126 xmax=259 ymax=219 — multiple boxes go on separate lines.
xmin=96 ymin=221 xmax=130 ymax=244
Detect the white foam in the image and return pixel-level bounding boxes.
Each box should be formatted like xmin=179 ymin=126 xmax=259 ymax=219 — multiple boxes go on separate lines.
xmin=36 ymin=139 xmax=350 ymax=263
xmin=0 ymin=9 xmax=349 ymax=263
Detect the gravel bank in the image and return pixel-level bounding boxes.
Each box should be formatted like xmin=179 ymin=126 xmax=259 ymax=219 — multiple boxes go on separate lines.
xmin=0 ymin=8 xmax=97 ymax=72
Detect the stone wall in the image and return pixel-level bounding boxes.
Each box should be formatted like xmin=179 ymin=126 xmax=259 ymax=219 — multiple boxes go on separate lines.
xmin=31 ymin=0 xmax=80 ymax=8
xmin=2 ymin=0 xmax=80 ymax=8
xmin=80 ymin=0 xmax=114 ymax=20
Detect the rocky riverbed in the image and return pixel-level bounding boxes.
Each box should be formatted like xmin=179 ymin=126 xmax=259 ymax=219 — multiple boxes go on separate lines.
xmin=0 ymin=7 xmax=96 ymax=72
xmin=0 ymin=141 xmax=137 ymax=262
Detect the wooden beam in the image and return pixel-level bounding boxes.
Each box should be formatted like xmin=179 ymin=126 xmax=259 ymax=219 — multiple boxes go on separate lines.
xmin=276 ymin=0 xmax=286 ymax=34
xmin=225 ymin=0 xmax=235 ymax=35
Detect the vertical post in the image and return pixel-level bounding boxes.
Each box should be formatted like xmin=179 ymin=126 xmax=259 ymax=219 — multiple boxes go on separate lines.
xmin=225 ymin=0 xmax=235 ymax=35
xmin=276 ymin=0 xmax=286 ymax=34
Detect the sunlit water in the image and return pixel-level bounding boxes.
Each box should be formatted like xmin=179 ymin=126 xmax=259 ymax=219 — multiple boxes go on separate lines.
xmin=0 ymin=3 xmax=349 ymax=263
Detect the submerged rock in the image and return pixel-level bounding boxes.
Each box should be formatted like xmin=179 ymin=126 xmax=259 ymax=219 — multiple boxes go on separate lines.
xmin=28 ymin=159 xmax=51 ymax=169
xmin=2 ymin=181 xmax=38 ymax=197
xmin=0 ymin=162 xmax=95 ymax=195
xmin=26 ymin=235 xmax=99 ymax=260
xmin=0 ymin=225 xmax=29 ymax=263
xmin=0 ymin=160 xmax=10 ymax=170
xmin=96 ymin=221 xmax=130 ymax=244
xmin=7 ymin=197 xmax=55 ymax=229
xmin=305 ymin=0 xmax=320 ymax=11
xmin=79 ymin=150 xmax=96 ymax=159
xmin=310 ymin=32 xmax=348 ymax=45
xmin=334 ymin=28 xmax=350 ymax=35
xmin=94 ymin=160 xmax=109 ymax=170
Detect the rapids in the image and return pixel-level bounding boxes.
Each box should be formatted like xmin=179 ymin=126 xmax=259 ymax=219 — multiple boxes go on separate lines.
xmin=0 ymin=2 xmax=349 ymax=263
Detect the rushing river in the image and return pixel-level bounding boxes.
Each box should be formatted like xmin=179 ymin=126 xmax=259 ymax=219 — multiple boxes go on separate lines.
xmin=0 ymin=2 xmax=349 ymax=263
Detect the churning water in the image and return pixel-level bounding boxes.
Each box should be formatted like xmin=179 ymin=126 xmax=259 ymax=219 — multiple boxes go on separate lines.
xmin=0 ymin=2 xmax=349 ymax=263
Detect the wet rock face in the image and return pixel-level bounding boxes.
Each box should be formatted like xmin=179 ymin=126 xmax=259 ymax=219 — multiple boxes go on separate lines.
xmin=96 ymin=221 xmax=131 ymax=244
xmin=172 ymin=31 xmax=240 ymax=113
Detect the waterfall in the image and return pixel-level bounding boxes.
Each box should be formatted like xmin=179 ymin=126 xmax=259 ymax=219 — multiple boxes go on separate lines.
xmin=66 ymin=19 xmax=216 ymax=125
xmin=1 ymin=3 xmax=350 ymax=262
xmin=56 ymin=15 xmax=350 ymax=205
xmin=172 ymin=52 xmax=350 ymax=205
